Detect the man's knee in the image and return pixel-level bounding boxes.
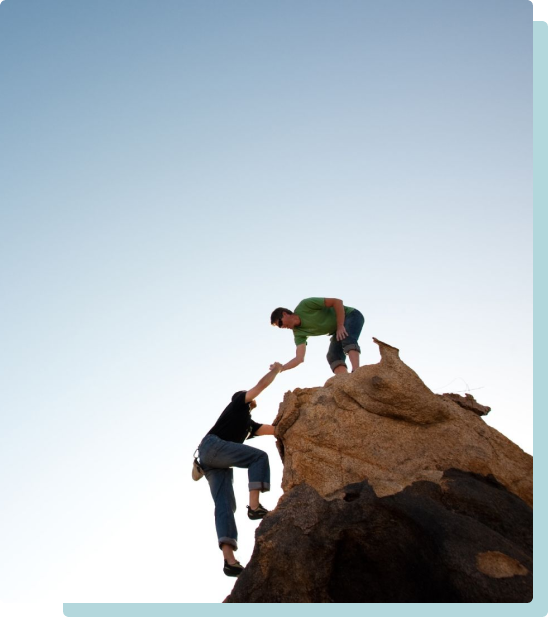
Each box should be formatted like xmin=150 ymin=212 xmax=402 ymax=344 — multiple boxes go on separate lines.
xmin=254 ymin=449 xmax=269 ymax=464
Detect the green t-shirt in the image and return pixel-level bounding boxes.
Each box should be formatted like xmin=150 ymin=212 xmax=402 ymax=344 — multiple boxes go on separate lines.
xmin=293 ymin=297 xmax=354 ymax=346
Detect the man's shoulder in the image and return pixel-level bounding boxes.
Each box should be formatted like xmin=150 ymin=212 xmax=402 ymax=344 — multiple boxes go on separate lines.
xmin=295 ymin=297 xmax=325 ymax=312
xmin=230 ymin=390 xmax=249 ymax=409
xmin=231 ymin=390 xmax=247 ymax=403
xmin=293 ymin=331 xmax=308 ymax=345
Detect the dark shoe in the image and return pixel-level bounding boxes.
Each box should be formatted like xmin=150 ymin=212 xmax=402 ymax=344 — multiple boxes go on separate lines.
xmin=247 ymin=503 xmax=269 ymax=520
xmin=223 ymin=559 xmax=244 ymax=577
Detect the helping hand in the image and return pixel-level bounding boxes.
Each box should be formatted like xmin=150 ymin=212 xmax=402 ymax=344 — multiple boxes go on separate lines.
xmin=270 ymin=362 xmax=283 ymax=372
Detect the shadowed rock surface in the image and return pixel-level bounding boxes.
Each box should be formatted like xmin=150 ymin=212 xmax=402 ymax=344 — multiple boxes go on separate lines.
xmin=225 ymin=339 xmax=532 ymax=603
xmin=226 ymin=471 xmax=532 ymax=603
xmin=441 ymin=392 xmax=491 ymax=416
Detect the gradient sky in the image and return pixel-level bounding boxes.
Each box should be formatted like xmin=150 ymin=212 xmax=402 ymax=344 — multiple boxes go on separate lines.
xmin=0 ymin=0 xmax=533 ymax=609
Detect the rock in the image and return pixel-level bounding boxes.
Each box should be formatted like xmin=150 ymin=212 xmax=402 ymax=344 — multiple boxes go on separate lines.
xmin=225 ymin=338 xmax=532 ymax=603
xmin=441 ymin=392 xmax=491 ymax=416
xmin=226 ymin=470 xmax=532 ymax=602
xmin=274 ymin=338 xmax=532 ymax=507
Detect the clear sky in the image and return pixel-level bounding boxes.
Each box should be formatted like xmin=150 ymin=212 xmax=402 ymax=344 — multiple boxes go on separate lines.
xmin=0 ymin=0 xmax=532 ymax=609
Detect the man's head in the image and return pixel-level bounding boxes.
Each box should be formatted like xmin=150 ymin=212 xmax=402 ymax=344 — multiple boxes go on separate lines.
xmin=270 ymin=307 xmax=298 ymax=330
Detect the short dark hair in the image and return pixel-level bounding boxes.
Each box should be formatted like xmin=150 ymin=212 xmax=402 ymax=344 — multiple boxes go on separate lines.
xmin=271 ymin=307 xmax=292 ymax=325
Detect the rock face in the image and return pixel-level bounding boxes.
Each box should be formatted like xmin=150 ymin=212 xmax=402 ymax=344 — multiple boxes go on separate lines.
xmin=441 ymin=392 xmax=491 ymax=416
xmin=274 ymin=338 xmax=531 ymax=507
xmin=225 ymin=339 xmax=533 ymax=603
xmin=226 ymin=471 xmax=532 ymax=603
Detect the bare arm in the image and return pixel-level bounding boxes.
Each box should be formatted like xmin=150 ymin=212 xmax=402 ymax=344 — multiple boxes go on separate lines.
xmin=324 ymin=297 xmax=348 ymax=341
xmin=255 ymin=424 xmax=275 ymax=436
xmin=275 ymin=343 xmax=306 ymax=372
xmin=245 ymin=362 xmax=283 ymax=403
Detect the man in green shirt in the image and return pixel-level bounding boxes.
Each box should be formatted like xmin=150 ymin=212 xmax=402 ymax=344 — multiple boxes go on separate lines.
xmin=270 ymin=297 xmax=365 ymax=374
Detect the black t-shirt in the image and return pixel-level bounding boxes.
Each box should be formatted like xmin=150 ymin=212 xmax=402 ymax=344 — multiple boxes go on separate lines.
xmin=206 ymin=390 xmax=263 ymax=444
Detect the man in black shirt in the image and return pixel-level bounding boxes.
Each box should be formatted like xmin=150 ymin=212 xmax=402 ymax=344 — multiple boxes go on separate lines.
xmin=198 ymin=362 xmax=282 ymax=577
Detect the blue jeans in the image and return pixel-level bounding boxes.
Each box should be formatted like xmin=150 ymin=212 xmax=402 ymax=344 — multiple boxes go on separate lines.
xmin=198 ymin=433 xmax=270 ymax=550
xmin=326 ymin=309 xmax=365 ymax=371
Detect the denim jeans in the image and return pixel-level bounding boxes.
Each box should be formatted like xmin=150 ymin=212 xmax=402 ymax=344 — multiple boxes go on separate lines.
xmin=326 ymin=309 xmax=365 ymax=371
xmin=198 ymin=433 xmax=270 ymax=550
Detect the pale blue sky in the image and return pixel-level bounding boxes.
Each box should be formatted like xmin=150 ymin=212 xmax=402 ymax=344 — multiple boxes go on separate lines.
xmin=0 ymin=0 xmax=533 ymax=608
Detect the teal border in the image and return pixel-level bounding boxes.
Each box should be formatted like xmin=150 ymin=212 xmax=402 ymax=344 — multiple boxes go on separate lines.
xmin=63 ymin=18 xmax=545 ymax=617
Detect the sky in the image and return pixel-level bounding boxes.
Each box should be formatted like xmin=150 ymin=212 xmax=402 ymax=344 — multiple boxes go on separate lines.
xmin=0 ymin=0 xmax=534 ymax=612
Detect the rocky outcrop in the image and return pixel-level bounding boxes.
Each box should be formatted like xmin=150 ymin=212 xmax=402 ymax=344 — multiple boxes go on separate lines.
xmin=225 ymin=338 xmax=533 ymax=603
xmin=441 ymin=392 xmax=491 ymax=416
xmin=274 ymin=339 xmax=531 ymax=507
xmin=226 ymin=471 xmax=532 ymax=602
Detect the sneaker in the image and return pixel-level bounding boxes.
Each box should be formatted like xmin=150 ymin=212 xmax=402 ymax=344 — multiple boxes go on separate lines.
xmin=223 ymin=559 xmax=244 ymax=577
xmin=247 ymin=503 xmax=269 ymax=520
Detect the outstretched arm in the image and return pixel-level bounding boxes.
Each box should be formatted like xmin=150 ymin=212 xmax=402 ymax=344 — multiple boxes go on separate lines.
xmin=324 ymin=297 xmax=348 ymax=341
xmin=255 ymin=424 xmax=275 ymax=436
xmin=274 ymin=343 xmax=306 ymax=373
xmin=245 ymin=362 xmax=283 ymax=403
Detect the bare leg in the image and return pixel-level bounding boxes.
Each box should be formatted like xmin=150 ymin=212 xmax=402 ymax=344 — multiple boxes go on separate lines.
xmin=348 ymin=350 xmax=360 ymax=372
xmin=333 ymin=365 xmax=349 ymax=375
xmin=222 ymin=543 xmax=238 ymax=565
xmin=249 ymin=489 xmax=260 ymax=510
